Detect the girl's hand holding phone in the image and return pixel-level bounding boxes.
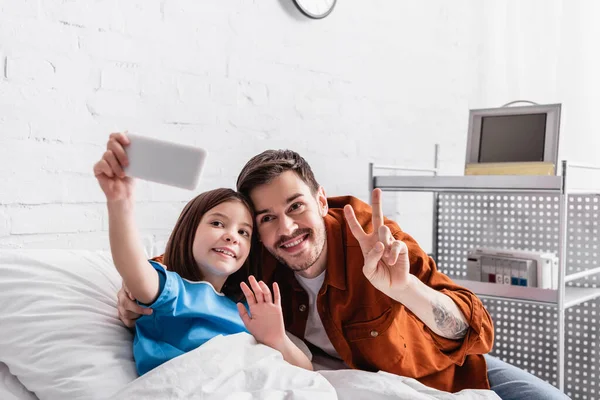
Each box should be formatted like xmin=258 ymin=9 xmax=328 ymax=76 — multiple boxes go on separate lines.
xmin=93 ymin=132 xmax=135 ymax=203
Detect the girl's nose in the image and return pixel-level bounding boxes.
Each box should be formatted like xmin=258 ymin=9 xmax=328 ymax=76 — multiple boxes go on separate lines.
xmin=224 ymin=233 xmax=239 ymax=244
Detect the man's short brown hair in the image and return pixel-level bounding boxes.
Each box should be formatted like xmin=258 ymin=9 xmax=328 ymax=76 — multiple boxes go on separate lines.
xmin=236 ymin=150 xmax=320 ymax=197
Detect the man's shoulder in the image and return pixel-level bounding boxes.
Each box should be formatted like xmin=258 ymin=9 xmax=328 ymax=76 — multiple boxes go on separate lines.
xmin=327 ymin=195 xmax=369 ymax=210
xmin=327 ymin=195 xmax=371 ymax=226
xmin=327 ymin=195 xmax=400 ymax=234
xmin=151 ymin=254 xmax=165 ymax=264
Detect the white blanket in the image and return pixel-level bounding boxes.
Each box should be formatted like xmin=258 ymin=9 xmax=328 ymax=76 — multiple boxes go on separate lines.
xmin=113 ymin=333 xmax=500 ymax=400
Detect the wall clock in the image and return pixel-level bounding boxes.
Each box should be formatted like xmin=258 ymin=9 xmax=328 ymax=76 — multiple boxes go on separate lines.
xmin=293 ymin=0 xmax=336 ymax=19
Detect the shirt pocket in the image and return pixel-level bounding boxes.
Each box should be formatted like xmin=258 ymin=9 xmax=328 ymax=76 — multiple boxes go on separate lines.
xmin=342 ymin=306 xmax=405 ymax=372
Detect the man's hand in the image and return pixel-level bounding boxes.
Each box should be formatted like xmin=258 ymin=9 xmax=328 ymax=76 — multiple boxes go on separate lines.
xmin=117 ymin=282 xmax=152 ymax=329
xmin=237 ymin=276 xmax=286 ymax=350
xmin=345 ymin=189 xmax=470 ymax=340
xmin=343 ymin=189 xmax=412 ymax=297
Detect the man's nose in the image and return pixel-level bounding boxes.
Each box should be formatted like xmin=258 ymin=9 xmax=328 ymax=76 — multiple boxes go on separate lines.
xmin=278 ymin=215 xmax=297 ymax=236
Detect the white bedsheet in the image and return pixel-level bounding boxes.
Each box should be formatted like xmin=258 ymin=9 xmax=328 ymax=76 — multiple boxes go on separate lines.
xmin=0 ymin=362 xmax=37 ymax=400
xmin=113 ymin=333 xmax=500 ymax=400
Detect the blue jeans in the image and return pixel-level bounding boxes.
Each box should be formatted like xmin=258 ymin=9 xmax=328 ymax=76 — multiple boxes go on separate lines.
xmin=485 ymin=355 xmax=571 ymax=400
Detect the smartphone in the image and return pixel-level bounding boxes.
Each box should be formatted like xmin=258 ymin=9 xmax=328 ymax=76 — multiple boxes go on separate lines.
xmin=124 ymin=134 xmax=208 ymax=190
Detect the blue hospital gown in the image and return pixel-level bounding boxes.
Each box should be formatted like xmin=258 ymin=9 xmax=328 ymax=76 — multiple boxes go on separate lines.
xmin=133 ymin=260 xmax=248 ymax=375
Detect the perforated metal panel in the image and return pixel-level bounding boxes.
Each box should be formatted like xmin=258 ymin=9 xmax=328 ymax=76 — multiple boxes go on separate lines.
xmin=565 ymin=301 xmax=600 ymax=399
xmin=564 ymin=195 xmax=600 ymax=400
xmin=436 ymin=193 xmax=600 ymax=399
xmin=436 ymin=193 xmax=560 ymax=278
xmin=482 ymin=299 xmax=559 ymax=386
xmin=567 ymin=195 xmax=600 ymax=279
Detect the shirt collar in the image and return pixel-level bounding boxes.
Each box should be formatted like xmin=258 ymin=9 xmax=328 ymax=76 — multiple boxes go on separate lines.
xmin=321 ymin=212 xmax=346 ymax=291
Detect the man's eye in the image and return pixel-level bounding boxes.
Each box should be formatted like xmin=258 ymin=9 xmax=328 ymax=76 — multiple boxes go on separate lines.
xmin=290 ymin=203 xmax=303 ymax=211
xmin=260 ymin=215 xmax=274 ymax=223
xmin=211 ymin=221 xmax=224 ymax=227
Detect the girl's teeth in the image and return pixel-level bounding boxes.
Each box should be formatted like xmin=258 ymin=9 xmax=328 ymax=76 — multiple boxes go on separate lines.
xmin=215 ymin=249 xmax=234 ymax=257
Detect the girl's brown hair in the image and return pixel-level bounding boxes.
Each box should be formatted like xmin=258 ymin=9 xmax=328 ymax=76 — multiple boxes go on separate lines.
xmin=163 ymin=188 xmax=255 ymax=301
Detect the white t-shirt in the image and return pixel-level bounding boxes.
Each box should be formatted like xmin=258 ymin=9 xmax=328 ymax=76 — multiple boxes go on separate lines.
xmin=295 ymin=271 xmax=341 ymax=359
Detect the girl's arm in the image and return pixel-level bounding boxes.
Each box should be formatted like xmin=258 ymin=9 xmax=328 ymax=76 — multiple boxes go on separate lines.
xmin=108 ymin=199 xmax=160 ymax=305
xmin=269 ymin=335 xmax=314 ymax=371
xmin=94 ymin=132 xmax=160 ymax=305
xmin=237 ymin=277 xmax=313 ymax=371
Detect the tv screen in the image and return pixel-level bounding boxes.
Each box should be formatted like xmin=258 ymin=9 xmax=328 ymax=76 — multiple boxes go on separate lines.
xmin=478 ymin=113 xmax=547 ymax=163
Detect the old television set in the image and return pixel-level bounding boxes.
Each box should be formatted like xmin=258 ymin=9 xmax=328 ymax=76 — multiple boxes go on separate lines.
xmin=464 ymin=103 xmax=561 ymax=175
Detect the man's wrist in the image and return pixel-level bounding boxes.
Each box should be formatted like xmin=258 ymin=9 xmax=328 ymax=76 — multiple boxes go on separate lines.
xmin=389 ymin=275 xmax=419 ymax=303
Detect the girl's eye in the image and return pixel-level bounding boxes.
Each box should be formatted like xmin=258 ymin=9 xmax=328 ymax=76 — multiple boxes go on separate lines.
xmin=239 ymin=229 xmax=250 ymax=237
xmin=210 ymin=221 xmax=224 ymax=227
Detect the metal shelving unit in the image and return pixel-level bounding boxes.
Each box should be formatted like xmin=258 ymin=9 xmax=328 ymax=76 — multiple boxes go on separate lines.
xmin=370 ymin=161 xmax=600 ymax=397
xmin=373 ymin=175 xmax=562 ymax=193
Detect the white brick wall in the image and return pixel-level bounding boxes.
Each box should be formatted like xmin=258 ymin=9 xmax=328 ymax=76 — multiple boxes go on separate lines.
xmin=1 ymin=1 xmax=596 ymax=254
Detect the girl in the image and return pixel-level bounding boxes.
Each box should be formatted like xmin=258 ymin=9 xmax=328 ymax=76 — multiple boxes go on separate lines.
xmin=94 ymin=132 xmax=313 ymax=375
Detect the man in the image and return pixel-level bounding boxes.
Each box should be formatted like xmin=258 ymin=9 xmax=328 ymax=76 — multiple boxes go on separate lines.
xmin=117 ymin=146 xmax=570 ymax=399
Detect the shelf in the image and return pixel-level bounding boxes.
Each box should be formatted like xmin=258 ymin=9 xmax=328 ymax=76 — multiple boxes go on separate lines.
xmin=565 ymin=287 xmax=600 ymax=308
xmin=373 ymin=175 xmax=563 ymax=193
xmin=454 ymin=279 xmax=558 ymax=305
xmin=565 ymin=267 xmax=600 ymax=283
xmin=454 ymin=279 xmax=600 ymax=308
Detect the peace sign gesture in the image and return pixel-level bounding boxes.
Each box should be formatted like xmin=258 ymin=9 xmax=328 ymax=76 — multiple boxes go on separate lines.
xmin=343 ymin=189 xmax=411 ymax=296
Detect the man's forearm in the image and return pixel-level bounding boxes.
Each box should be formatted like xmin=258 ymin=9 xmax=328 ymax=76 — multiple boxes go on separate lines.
xmin=391 ymin=276 xmax=469 ymax=340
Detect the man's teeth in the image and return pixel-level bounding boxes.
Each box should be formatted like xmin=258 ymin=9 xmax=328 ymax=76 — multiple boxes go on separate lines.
xmin=214 ymin=249 xmax=235 ymax=258
xmin=283 ymin=236 xmax=305 ymax=248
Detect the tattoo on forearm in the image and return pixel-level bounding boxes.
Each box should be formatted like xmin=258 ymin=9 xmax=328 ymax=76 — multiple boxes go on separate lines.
xmin=431 ymin=300 xmax=469 ymax=339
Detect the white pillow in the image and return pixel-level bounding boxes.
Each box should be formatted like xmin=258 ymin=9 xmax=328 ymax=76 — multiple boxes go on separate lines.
xmin=0 ymin=250 xmax=138 ymax=400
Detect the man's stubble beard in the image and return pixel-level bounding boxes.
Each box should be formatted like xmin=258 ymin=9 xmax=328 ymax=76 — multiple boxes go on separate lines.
xmin=270 ymin=224 xmax=327 ymax=272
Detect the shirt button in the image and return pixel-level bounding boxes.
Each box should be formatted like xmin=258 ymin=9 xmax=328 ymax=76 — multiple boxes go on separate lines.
xmin=299 ymin=304 xmax=307 ymax=312
xmin=370 ymin=330 xmax=379 ymax=337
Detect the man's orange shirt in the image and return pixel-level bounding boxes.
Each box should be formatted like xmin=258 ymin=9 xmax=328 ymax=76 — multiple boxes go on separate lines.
xmin=259 ymin=196 xmax=494 ymax=393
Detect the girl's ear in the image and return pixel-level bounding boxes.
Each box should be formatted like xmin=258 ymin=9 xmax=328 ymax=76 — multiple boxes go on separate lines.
xmin=316 ymin=186 xmax=328 ymax=217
